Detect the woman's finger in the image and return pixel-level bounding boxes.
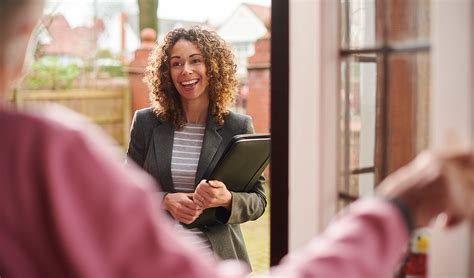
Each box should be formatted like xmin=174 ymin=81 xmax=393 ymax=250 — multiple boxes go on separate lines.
xmin=208 ymin=180 xmax=225 ymax=188
xmin=197 ymin=185 xmax=215 ymax=200
xmin=193 ymin=194 xmax=205 ymax=208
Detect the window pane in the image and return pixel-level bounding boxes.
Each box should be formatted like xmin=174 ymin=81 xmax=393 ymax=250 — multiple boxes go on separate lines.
xmin=338 ymin=172 xmax=374 ymax=210
xmin=340 ymin=56 xmax=377 ymax=204
xmin=387 ymin=0 xmax=430 ymax=44
xmin=340 ymin=59 xmax=348 ymax=188
xmin=341 ymin=0 xmax=378 ymax=49
xmin=340 ymin=55 xmax=378 ymax=171
xmin=355 ymin=60 xmax=377 ymax=170
xmin=357 ymin=172 xmax=375 ymax=197
xmin=385 ymin=51 xmax=430 ymax=173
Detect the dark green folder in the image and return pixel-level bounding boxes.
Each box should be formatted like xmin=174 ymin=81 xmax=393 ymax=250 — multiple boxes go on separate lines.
xmin=183 ymin=134 xmax=271 ymax=228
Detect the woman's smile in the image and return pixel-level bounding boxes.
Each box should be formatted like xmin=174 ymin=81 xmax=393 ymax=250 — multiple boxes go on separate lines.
xmin=180 ymin=78 xmax=200 ymax=90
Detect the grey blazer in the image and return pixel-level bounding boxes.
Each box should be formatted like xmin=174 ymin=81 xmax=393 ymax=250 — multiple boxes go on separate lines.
xmin=127 ymin=107 xmax=267 ymax=266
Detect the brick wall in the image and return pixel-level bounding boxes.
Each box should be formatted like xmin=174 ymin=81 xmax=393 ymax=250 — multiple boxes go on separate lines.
xmin=247 ymin=32 xmax=271 ymax=134
xmin=126 ymin=28 xmax=156 ymax=120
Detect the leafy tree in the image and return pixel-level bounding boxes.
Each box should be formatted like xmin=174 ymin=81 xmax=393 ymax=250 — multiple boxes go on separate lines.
xmin=138 ymin=0 xmax=159 ymax=34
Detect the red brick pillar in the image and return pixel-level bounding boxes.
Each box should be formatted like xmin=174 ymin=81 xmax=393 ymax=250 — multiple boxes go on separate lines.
xmin=127 ymin=28 xmax=156 ymax=118
xmin=247 ymin=32 xmax=271 ymax=134
xmin=247 ymin=32 xmax=271 ymax=179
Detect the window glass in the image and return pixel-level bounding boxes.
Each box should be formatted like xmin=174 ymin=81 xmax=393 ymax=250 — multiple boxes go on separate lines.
xmin=357 ymin=172 xmax=375 ymax=196
xmin=347 ymin=56 xmax=377 ymax=170
xmin=341 ymin=0 xmax=378 ymax=49
xmin=339 ymin=0 xmax=430 ymax=206
xmin=340 ymin=55 xmax=377 ymax=199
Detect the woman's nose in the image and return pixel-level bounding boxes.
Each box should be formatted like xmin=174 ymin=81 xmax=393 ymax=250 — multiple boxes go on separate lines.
xmin=182 ymin=62 xmax=192 ymax=75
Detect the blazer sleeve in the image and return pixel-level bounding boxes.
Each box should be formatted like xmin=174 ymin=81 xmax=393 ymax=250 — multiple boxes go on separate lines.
xmin=127 ymin=111 xmax=145 ymax=167
xmin=225 ymin=116 xmax=267 ymax=224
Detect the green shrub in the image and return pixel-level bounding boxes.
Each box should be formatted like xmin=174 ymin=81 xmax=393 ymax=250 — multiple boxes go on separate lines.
xmin=23 ymin=55 xmax=126 ymax=89
xmin=24 ymin=56 xmax=81 ymax=90
xmin=99 ymin=64 xmax=126 ymax=77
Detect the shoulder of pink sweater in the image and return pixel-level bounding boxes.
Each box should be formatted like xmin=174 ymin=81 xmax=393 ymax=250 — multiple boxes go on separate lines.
xmin=0 ymin=105 xmax=154 ymax=191
xmin=1 ymin=103 xmax=124 ymax=159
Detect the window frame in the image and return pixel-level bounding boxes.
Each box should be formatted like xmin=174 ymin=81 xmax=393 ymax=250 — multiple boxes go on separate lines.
xmin=339 ymin=0 xmax=431 ymax=204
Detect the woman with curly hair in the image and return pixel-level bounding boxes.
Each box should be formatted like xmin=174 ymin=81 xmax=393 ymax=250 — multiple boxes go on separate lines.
xmin=127 ymin=26 xmax=267 ymax=268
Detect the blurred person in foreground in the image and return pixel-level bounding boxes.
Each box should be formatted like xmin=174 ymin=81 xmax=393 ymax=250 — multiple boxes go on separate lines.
xmin=1 ymin=0 xmax=474 ymax=277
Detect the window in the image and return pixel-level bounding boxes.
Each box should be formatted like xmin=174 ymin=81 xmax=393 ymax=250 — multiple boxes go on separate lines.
xmin=339 ymin=0 xmax=431 ymax=208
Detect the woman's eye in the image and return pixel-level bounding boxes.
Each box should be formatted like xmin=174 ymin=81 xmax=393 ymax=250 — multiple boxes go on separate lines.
xmin=192 ymin=59 xmax=201 ymax=64
xmin=172 ymin=62 xmax=182 ymax=67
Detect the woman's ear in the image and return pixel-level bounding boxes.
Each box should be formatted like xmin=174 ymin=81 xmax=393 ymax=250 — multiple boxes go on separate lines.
xmin=18 ymin=21 xmax=38 ymax=36
xmin=3 ymin=22 xmax=39 ymax=86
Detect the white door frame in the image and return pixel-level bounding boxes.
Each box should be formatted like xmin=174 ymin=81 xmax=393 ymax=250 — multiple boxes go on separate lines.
xmin=288 ymin=0 xmax=339 ymax=250
xmin=429 ymin=0 xmax=474 ymax=276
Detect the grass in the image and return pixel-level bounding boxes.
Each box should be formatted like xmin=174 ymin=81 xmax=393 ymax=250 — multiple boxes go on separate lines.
xmin=240 ymin=183 xmax=270 ymax=273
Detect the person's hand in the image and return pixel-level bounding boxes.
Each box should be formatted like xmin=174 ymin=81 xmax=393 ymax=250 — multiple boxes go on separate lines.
xmin=193 ymin=180 xmax=233 ymax=210
xmin=162 ymin=193 xmax=203 ymax=224
xmin=377 ymin=149 xmax=474 ymax=228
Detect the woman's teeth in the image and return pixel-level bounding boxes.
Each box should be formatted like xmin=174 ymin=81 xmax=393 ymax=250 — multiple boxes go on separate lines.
xmin=181 ymin=79 xmax=199 ymax=87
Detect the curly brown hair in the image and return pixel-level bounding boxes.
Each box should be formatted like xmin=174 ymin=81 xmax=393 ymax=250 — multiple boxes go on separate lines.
xmin=144 ymin=26 xmax=238 ymax=129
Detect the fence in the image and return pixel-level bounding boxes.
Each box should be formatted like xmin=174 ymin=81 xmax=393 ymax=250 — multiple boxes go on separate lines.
xmin=11 ymin=88 xmax=131 ymax=148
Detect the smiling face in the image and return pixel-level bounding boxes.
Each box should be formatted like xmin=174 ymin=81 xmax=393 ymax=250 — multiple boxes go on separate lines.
xmin=169 ymin=39 xmax=210 ymax=107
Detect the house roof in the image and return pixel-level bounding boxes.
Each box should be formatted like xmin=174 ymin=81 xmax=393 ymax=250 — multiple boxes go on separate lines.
xmin=243 ymin=3 xmax=271 ymax=29
xmin=41 ymin=15 xmax=105 ymax=58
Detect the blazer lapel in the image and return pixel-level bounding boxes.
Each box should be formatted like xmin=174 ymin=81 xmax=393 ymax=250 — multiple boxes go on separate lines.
xmin=152 ymin=121 xmax=175 ymax=191
xmin=195 ymin=117 xmax=222 ymax=184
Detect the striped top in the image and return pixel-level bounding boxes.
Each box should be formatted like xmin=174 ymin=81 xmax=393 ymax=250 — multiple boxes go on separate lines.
xmin=170 ymin=123 xmax=214 ymax=258
xmin=171 ymin=123 xmax=205 ymax=192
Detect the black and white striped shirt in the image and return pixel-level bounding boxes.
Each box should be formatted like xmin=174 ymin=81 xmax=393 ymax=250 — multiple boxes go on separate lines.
xmin=171 ymin=123 xmax=214 ymax=258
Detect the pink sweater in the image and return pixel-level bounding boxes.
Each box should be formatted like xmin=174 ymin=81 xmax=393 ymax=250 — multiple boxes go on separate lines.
xmin=0 ymin=107 xmax=409 ymax=277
